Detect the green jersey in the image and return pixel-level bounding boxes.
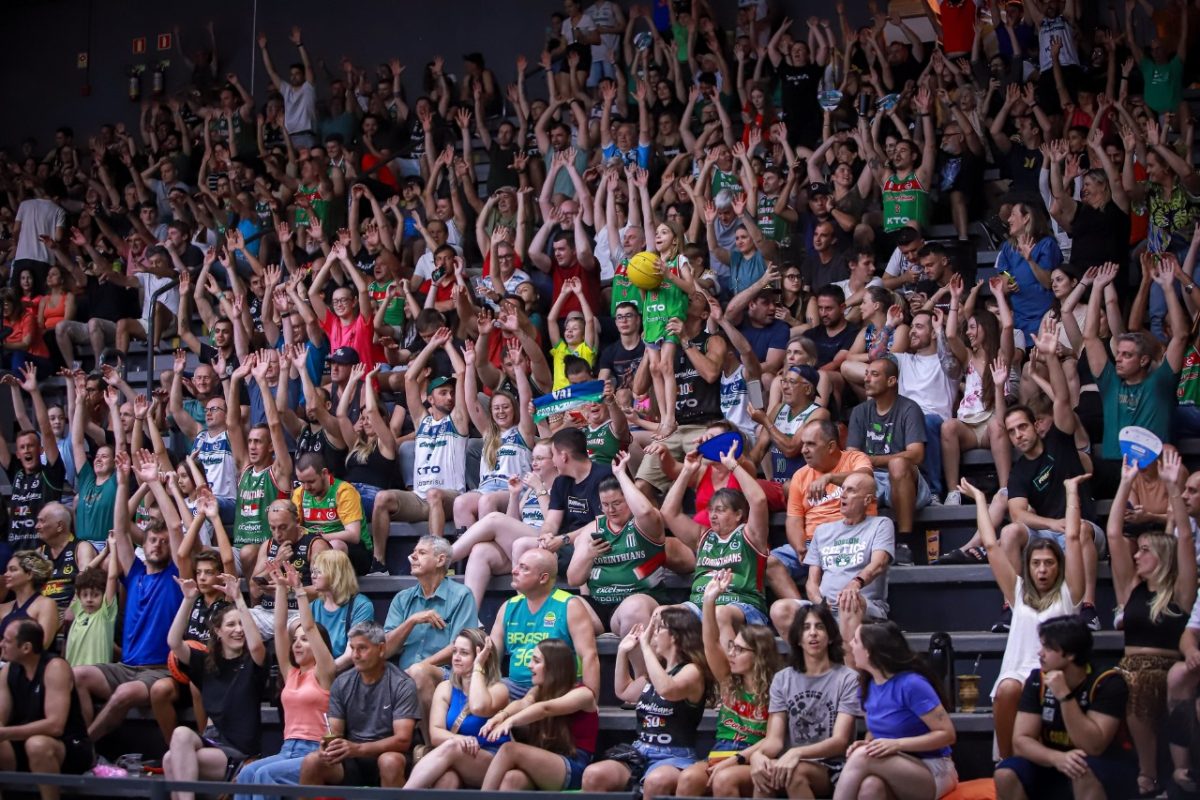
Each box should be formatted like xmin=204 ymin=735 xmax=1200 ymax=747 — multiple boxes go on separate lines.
xmin=587 ymin=515 xmax=668 ymax=605
xmin=234 ymin=466 xmax=286 ymax=546
xmin=585 ymin=421 xmax=621 ymax=464
xmin=502 ymin=588 xmax=575 ymax=689
xmin=642 ymin=255 xmax=688 ymax=344
xmin=713 ymin=685 xmax=768 ymax=747
xmin=690 ymin=524 xmax=767 ymax=612
xmin=756 ymin=192 xmax=790 ymax=247
xmin=881 ymin=171 xmax=930 ymax=232
xmin=610 ymin=258 xmax=641 ymax=315
xmin=368 ymin=280 xmax=406 ymax=327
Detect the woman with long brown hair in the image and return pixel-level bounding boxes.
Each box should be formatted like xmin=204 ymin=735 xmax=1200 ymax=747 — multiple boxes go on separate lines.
xmin=478 ymin=638 xmax=599 ymax=792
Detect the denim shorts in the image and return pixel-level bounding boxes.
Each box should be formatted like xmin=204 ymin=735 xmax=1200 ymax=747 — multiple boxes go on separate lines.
xmin=1028 ymin=520 xmax=1107 ymax=558
xmin=682 ymin=600 xmax=770 ymax=627
xmin=561 ymin=749 xmax=592 ymax=790
xmin=351 ymin=482 xmax=381 ymax=519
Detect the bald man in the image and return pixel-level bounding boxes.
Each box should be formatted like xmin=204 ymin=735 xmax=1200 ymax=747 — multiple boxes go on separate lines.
xmin=36 ymin=502 xmax=96 ymax=614
xmin=489 ymin=548 xmax=600 ymax=699
xmin=770 ymin=473 xmax=893 ymax=649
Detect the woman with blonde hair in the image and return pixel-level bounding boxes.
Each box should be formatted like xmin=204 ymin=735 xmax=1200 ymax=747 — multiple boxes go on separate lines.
xmin=0 ymin=551 xmax=59 ymax=650
xmin=404 ymin=628 xmax=511 ymax=789
xmin=994 ymin=201 xmax=1061 ymax=342
xmin=308 ymin=549 xmax=374 ymax=672
xmin=1107 ymin=450 xmax=1196 ymax=797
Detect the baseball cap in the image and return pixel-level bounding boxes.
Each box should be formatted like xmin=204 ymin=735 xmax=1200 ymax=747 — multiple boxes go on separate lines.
xmin=428 ymin=376 xmax=456 ymax=392
xmin=789 ymin=364 xmax=821 ymax=388
xmin=808 ymin=182 xmax=832 ymax=196
xmin=328 ymin=346 xmax=361 ymax=365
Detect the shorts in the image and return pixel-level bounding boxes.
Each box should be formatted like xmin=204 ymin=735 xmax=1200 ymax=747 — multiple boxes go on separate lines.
xmin=95 ymin=662 xmax=171 ymax=693
xmin=501 ymin=677 xmax=531 ymax=700
xmin=560 ymin=749 xmax=592 ymax=790
xmin=959 ymin=413 xmax=992 ymax=447
xmin=340 ymin=754 xmax=382 ymax=787
xmin=584 ymin=595 xmax=619 ymax=632
xmin=248 ymin=605 xmax=299 ymax=639
xmin=635 ymin=424 xmax=711 ymax=491
xmin=587 ymin=59 xmax=616 ymax=88
xmin=14 ymin=735 xmax=94 ymax=775
xmin=201 ymin=725 xmax=252 ymax=780
xmin=997 ymin=754 xmax=1136 ymax=800
xmin=682 ymin=600 xmax=770 ymax=628
xmin=770 ymin=544 xmax=810 ymax=585
xmin=922 ymin=755 xmax=958 ymax=799
xmin=346 ymin=541 xmax=372 ymax=575
xmin=477 ymin=478 xmax=509 ymax=493
xmin=872 ymin=467 xmax=932 ymax=511
xmin=1027 ymin=520 xmax=1107 ymax=559
xmin=351 ymin=483 xmax=381 ymax=519
xmin=601 ymin=741 xmax=697 ymax=787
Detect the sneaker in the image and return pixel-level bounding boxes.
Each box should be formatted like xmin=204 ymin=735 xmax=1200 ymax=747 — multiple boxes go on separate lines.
xmin=894 ymin=544 xmax=914 ymax=566
xmin=991 ymin=605 xmax=1012 ymax=633
xmin=943 ymin=490 xmax=962 ymax=506
xmin=1113 ymin=607 xmax=1124 ymax=630
xmin=928 ymin=494 xmax=943 ymax=505
xmin=1080 ymin=603 xmax=1101 ymax=631
xmin=366 ymin=559 xmax=390 ymax=576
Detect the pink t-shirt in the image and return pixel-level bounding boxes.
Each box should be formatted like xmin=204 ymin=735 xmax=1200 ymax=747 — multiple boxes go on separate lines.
xmin=280 ymin=666 xmax=330 ymax=742
xmin=322 ymin=310 xmax=378 ymax=369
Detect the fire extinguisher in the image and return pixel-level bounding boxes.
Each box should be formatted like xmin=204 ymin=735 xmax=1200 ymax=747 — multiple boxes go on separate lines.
xmin=128 ymin=64 xmax=145 ymax=102
xmin=152 ymin=60 xmax=169 ymax=96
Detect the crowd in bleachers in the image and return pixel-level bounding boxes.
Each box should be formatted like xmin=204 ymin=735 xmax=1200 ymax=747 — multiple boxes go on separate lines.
xmin=5 ymin=0 xmax=1200 ymax=798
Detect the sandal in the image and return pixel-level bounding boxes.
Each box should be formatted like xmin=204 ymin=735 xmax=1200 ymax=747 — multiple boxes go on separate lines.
xmin=933 ymin=546 xmax=987 ymax=565
xmin=1137 ymin=774 xmax=1162 ymax=798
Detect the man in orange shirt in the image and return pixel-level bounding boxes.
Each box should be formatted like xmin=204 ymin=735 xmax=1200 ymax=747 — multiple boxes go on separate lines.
xmin=769 ymin=419 xmax=873 ymax=631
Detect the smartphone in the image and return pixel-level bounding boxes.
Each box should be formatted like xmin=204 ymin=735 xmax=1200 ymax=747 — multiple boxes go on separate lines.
xmin=747 ymin=379 xmax=764 ymax=410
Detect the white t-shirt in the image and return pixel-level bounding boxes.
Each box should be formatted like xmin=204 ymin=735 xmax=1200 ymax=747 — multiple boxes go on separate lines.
xmin=14 ymin=199 xmax=66 ymax=262
xmin=586 ymin=1 xmax=621 ymax=62
xmin=893 ymin=350 xmax=958 ymax=421
xmin=562 ymin=13 xmax=598 ymax=53
xmin=413 ymin=242 xmax=465 ymax=282
xmin=883 ymin=246 xmax=920 ymax=285
xmin=279 ymin=81 xmax=318 ymax=134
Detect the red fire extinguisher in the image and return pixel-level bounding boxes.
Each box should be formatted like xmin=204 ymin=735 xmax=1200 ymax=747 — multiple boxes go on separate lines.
xmin=128 ymin=64 xmax=145 ymax=102
xmin=152 ymin=60 xmax=169 ymax=96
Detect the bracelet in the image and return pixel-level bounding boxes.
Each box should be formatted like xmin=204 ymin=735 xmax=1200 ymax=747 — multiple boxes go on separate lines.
xmin=852 ymin=575 xmax=866 ymax=587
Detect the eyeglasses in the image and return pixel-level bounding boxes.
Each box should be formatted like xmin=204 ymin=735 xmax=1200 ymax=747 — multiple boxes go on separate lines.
xmin=784 ymin=274 xmax=801 ymax=281
xmin=332 ymin=296 xmax=353 ymax=305
xmin=615 ymin=313 xmax=637 ymax=320
xmin=727 ymin=641 xmax=752 ymax=655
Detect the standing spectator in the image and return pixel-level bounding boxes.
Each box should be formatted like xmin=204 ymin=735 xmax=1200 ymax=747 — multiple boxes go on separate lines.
xmin=257 ymin=27 xmax=318 ymax=148
xmin=1125 ymin=0 xmax=1188 ymax=121
xmin=2 ymin=366 xmax=66 ymax=557
xmin=993 ymin=616 xmax=1137 ymax=800
xmin=0 ymin=619 xmax=94 ymax=800
xmin=297 ymin=622 xmax=419 ymax=790
xmin=995 ymin=203 xmax=1060 ymax=343
xmin=11 ymin=179 xmax=65 ymax=276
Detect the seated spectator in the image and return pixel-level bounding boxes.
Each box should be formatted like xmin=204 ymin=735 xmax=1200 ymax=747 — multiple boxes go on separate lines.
xmin=290 ymin=454 xmax=363 ymax=573
xmin=566 ymin=452 xmax=669 ymax=635
xmin=662 ymin=448 xmax=773 ymax=645
xmin=0 ymin=619 xmax=94 ymax=800
xmin=308 ymin=549 xmax=374 ymax=671
xmin=63 ymin=560 xmax=118 ymax=669
xmin=382 ymin=535 xmax=478 ymax=739
xmin=994 ymin=616 xmax=1137 ymax=800
xmin=479 ymin=638 xmax=600 ymax=791
xmin=836 ymin=622 xmax=958 ymax=799
xmin=772 ymin=473 xmax=894 ymax=642
xmin=582 ymin=608 xmax=712 ymax=796
xmin=234 ymin=562 xmax=334 ymax=799
xmin=676 ymin=570 xmax=780 ymax=798
xmin=847 ymin=358 xmax=930 ymax=557
xmin=489 ymin=548 xmax=600 ymax=698
xmin=0 ymin=552 xmax=60 ymax=654
xmin=403 ymin=628 xmax=510 ymax=790
xmin=452 ymin=440 xmax=559 ymax=607
xmin=841 ymin=288 xmax=911 ymax=399
xmin=746 ymin=364 xmax=830 ymax=488
xmin=163 ymin=571 xmax=267 ymax=790
xmin=751 ymin=603 xmax=860 ymax=799
xmin=298 ymin=621 xmax=419 ymax=790
xmin=0 ymin=290 xmax=52 ymax=380
xmin=35 ymin=501 xmax=95 ymax=613
xmin=247 ymin=499 xmax=330 ymax=638
xmin=1106 ymin=450 xmax=1196 ymax=797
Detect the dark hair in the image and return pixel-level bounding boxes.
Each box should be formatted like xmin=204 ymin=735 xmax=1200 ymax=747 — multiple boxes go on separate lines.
xmin=895 ymin=227 xmax=922 ymax=247
xmin=871 ymin=356 xmax=900 ymax=380
xmin=708 ymin=487 xmax=750 ymax=523
xmin=13 ymin=620 xmax=43 ymax=654
xmin=656 ymin=607 xmax=716 ymax=704
xmin=804 ymin=418 xmax=839 ymax=445
xmin=815 ymin=284 xmax=846 ymax=304
xmin=289 ymin=621 xmax=333 ymax=668
xmin=295 ymin=451 xmax=327 ymax=475
xmin=916 ymin=242 xmax=949 ymax=260
xmin=850 ymin=246 xmax=875 ymax=263
xmin=415 ymin=309 xmax=447 ymax=333
xmin=527 ymin=639 xmax=580 ymax=755
xmin=788 ymin=602 xmax=843 ymax=672
xmin=74 ymin=566 xmax=107 ymax=595
xmin=1004 ymin=404 xmax=1037 ymax=428
xmin=563 ymin=356 xmax=593 ymax=379
xmin=205 ymin=604 xmax=241 ymax=671
xmin=615 ymin=301 xmax=641 ymax=316
xmin=857 ymin=621 xmax=947 ymax=707
xmin=1038 ymin=615 xmax=1093 ymax=665
xmin=551 ymin=427 xmax=589 ymax=460
xmin=193 ymin=549 xmax=223 ymax=573
xmin=597 ymin=476 xmax=623 ymax=495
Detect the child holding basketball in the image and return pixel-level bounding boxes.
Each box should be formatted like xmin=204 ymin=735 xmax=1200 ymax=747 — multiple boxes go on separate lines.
xmin=642 ymin=220 xmax=696 ymax=440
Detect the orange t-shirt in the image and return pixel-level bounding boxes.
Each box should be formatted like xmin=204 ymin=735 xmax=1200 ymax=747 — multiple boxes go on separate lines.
xmin=786 ymin=450 xmax=875 ymax=542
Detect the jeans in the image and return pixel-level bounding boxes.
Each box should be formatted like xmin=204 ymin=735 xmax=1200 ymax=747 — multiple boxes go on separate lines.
xmin=1176 ymin=405 xmax=1200 ymax=438
xmin=922 ymin=413 xmax=945 ymax=499
xmin=233 ymin=738 xmax=320 ymax=800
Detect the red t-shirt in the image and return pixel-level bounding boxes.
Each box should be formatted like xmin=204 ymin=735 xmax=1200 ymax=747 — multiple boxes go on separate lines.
xmin=6 ymin=308 xmax=48 ymax=359
xmin=939 ymin=0 xmax=977 ymax=54
xmin=553 ymin=262 xmax=601 ymax=317
xmin=321 ymin=310 xmax=379 ymax=369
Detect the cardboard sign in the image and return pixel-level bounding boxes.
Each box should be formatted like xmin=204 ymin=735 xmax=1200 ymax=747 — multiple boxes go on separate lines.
xmin=1119 ymin=426 xmax=1163 ymax=470
xmin=132 ymin=37 xmax=146 ymax=55
xmin=157 ymin=33 xmax=172 ymax=51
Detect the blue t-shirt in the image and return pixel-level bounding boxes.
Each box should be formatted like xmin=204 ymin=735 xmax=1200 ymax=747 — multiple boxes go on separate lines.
xmin=738 ymin=319 xmax=790 ymax=362
xmin=122 ymin=559 xmax=182 ymax=667
xmin=601 ymin=142 xmax=651 ymax=169
xmin=311 ymin=594 xmax=376 ymax=657
xmin=728 ymin=250 xmax=767 ymax=296
xmin=862 ymin=671 xmax=950 ymax=758
xmin=996 ymin=238 xmax=1060 ymax=340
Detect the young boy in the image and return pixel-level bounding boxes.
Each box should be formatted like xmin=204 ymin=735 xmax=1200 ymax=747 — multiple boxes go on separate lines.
xmin=64 ymin=551 xmax=120 ymax=667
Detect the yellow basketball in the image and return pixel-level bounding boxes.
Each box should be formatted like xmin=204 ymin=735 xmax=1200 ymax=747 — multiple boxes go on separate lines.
xmin=626 ymin=251 xmax=663 ymax=291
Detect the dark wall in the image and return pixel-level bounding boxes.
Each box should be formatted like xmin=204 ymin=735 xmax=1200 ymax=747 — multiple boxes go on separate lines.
xmin=0 ymin=0 xmax=876 ymax=149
